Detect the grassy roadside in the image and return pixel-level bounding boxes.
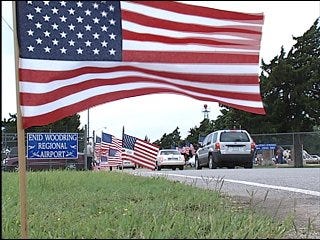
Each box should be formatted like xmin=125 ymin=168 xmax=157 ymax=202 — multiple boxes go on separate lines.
xmin=2 ymin=170 xmax=293 ymax=239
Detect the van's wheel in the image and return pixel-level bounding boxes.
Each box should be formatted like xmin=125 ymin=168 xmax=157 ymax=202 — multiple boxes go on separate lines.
xmin=208 ymin=155 xmax=217 ymax=169
xmin=195 ymin=157 xmax=202 ymax=170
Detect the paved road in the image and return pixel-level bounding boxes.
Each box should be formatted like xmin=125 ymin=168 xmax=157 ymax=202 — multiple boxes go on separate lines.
xmin=129 ymin=167 xmax=320 ymax=237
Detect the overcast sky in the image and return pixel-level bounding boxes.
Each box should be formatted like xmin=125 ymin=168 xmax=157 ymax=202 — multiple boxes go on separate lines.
xmin=2 ymin=1 xmax=319 ymax=142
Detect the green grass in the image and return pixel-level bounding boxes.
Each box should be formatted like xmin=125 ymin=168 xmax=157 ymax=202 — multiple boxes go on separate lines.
xmin=2 ymin=171 xmax=293 ymax=239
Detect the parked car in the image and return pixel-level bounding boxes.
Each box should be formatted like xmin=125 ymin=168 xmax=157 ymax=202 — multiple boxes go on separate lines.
xmin=117 ymin=160 xmax=137 ymax=170
xmin=156 ymin=149 xmax=185 ymax=170
xmin=195 ymin=129 xmax=255 ymax=169
xmin=2 ymin=153 xmax=86 ymax=172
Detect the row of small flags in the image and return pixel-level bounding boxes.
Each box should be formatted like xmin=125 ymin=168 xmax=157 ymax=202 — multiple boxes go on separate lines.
xmin=94 ymin=132 xmax=160 ymax=170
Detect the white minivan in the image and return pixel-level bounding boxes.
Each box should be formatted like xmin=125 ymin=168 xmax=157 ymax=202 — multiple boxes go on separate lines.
xmin=195 ymin=130 xmax=255 ymax=169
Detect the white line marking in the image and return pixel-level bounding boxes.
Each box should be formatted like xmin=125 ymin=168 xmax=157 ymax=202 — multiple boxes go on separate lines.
xmin=140 ymin=172 xmax=320 ymax=197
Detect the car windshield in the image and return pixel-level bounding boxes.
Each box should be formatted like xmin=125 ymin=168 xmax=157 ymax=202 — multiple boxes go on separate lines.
xmin=220 ymin=132 xmax=250 ymax=142
xmin=160 ymin=150 xmax=180 ymax=155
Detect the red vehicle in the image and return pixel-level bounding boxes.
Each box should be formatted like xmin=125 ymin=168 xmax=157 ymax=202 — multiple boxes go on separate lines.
xmin=2 ymin=153 xmax=85 ymax=171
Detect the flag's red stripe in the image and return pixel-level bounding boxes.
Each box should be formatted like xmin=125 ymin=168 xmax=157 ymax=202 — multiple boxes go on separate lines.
xmin=20 ymin=67 xmax=259 ymax=84
xmin=20 ymin=77 xmax=263 ymax=106
xmin=122 ymin=10 xmax=263 ymax=36
xmin=123 ymin=51 xmax=259 ymax=63
xmin=22 ymin=88 xmax=265 ymax=129
xmin=128 ymin=1 xmax=264 ymax=22
xmin=122 ymin=30 xmax=260 ymax=50
xmin=122 ymin=153 xmax=155 ymax=169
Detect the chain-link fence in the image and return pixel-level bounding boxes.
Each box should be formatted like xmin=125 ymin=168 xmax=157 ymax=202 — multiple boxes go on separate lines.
xmin=251 ymin=131 xmax=320 ymax=166
xmin=1 ymin=132 xmax=87 ymax=160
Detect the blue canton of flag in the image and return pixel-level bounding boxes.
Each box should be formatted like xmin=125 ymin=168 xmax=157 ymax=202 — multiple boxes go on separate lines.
xmin=17 ymin=1 xmax=122 ymax=61
xmin=122 ymin=134 xmax=136 ymax=150
xmin=102 ymin=131 xmax=112 ymax=143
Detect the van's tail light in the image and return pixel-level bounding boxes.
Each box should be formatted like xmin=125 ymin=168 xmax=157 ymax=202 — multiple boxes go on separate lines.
xmin=215 ymin=142 xmax=220 ymax=150
xmin=251 ymin=142 xmax=256 ymax=152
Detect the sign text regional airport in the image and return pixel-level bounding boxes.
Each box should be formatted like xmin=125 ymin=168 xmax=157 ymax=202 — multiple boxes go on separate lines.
xmin=27 ymin=133 xmax=78 ymax=159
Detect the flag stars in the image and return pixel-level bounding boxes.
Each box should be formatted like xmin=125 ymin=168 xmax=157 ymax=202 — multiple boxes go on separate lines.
xmin=27 ymin=1 xmax=33 ymax=4
xmin=76 ymin=32 xmax=84 ymax=39
xmin=109 ymin=48 xmax=116 ymax=55
xmin=43 ymin=15 xmax=50 ymax=21
xmin=101 ymin=25 xmax=108 ymax=32
xmin=43 ymin=30 xmax=51 ymax=37
xmin=68 ymin=40 xmax=75 ymax=46
xmin=85 ymin=9 xmax=91 ymax=16
xmin=84 ymin=24 xmax=92 ymax=31
xmin=35 ymin=22 xmax=42 ymax=29
xmin=109 ymin=19 xmax=116 ymax=25
xmin=52 ymin=39 xmax=59 ymax=45
xmin=43 ymin=1 xmax=50 ymax=5
xmin=27 ymin=14 xmax=34 ymax=20
xmin=60 ymin=47 xmax=67 ymax=54
xmin=35 ymin=38 xmax=42 ymax=44
xmin=101 ymin=11 xmax=107 ymax=17
xmin=60 ymin=16 xmax=67 ymax=22
xmin=109 ymin=33 xmax=116 ymax=40
xmin=68 ymin=24 xmax=75 ymax=31
xmin=27 ymin=29 xmax=34 ymax=36
xmin=85 ymin=40 xmax=91 ymax=47
xmin=60 ymin=1 xmax=67 ymax=7
xmin=93 ymin=2 xmax=99 ymax=9
xmin=76 ymin=1 xmax=83 ymax=8
xmin=101 ymin=40 xmax=108 ymax=47
xmin=51 ymin=7 xmax=59 ymax=14
xmin=76 ymin=48 xmax=83 ymax=54
xmin=76 ymin=16 xmax=84 ymax=23
xmin=27 ymin=45 xmax=34 ymax=52
xmin=60 ymin=31 xmax=67 ymax=38
xmin=93 ymin=48 xmax=100 ymax=55
xmin=34 ymin=6 xmax=42 ymax=13
xmin=93 ymin=17 xmax=100 ymax=24
xmin=109 ymin=5 xmax=115 ymax=12
xmin=93 ymin=33 xmax=100 ymax=39
xmin=44 ymin=46 xmax=51 ymax=53
xmin=51 ymin=23 xmax=59 ymax=30
xmin=68 ymin=8 xmax=75 ymax=15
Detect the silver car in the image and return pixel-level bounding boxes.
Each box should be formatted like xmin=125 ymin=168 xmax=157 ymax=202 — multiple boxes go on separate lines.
xmin=156 ymin=149 xmax=185 ymax=170
xmin=195 ymin=129 xmax=255 ymax=169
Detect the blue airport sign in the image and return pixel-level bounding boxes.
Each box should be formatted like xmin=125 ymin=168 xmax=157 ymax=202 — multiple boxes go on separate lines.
xmin=255 ymin=143 xmax=277 ymax=150
xmin=27 ymin=133 xmax=78 ymax=159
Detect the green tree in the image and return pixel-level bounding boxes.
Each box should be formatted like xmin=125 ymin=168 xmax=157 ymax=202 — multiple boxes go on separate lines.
xmin=213 ymin=18 xmax=320 ymax=134
xmin=153 ymin=127 xmax=182 ymax=149
xmin=1 ymin=113 xmax=84 ymax=133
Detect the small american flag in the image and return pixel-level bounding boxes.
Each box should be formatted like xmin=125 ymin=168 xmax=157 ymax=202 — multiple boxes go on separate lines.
xmin=100 ymin=131 xmax=122 ymax=167
xmin=122 ymin=133 xmax=159 ymax=170
xmin=16 ymin=1 xmax=265 ymax=129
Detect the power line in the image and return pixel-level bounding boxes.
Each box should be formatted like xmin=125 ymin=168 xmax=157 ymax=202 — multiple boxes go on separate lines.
xmin=2 ymin=16 xmax=13 ymax=32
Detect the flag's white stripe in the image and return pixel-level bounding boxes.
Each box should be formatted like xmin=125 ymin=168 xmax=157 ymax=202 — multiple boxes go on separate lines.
xmin=122 ymin=20 xmax=256 ymax=41
xmin=20 ymin=71 xmax=260 ymax=94
xmin=21 ymin=82 xmax=264 ymax=117
xmin=121 ymin=2 xmax=263 ymax=27
xmin=20 ymin=59 xmax=259 ymax=74
xmin=123 ymin=40 xmax=259 ymax=53
xmin=136 ymin=142 xmax=159 ymax=157
xmin=137 ymin=140 xmax=159 ymax=152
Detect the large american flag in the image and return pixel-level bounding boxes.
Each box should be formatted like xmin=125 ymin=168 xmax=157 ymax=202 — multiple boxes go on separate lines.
xmin=100 ymin=131 xmax=122 ymax=167
xmin=16 ymin=1 xmax=265 ymax=129
xmin=122 ymin=133 xmax=159 ymax=170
